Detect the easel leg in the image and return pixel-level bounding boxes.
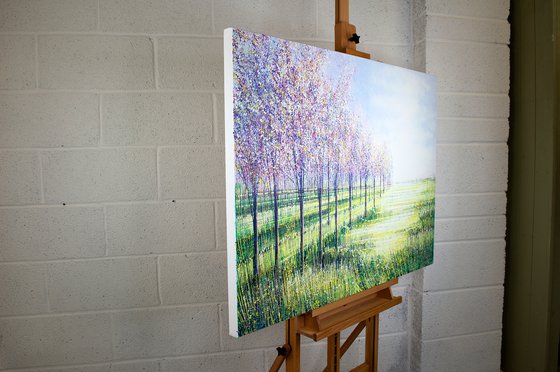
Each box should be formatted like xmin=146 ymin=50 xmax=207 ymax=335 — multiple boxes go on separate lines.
xmin=285 ymin=318 xmax=300 ymax=372
xmin=365 ymin=315 xmax=379 ymax=372
xmin=327 ymin=332 xmax=341 ymax=372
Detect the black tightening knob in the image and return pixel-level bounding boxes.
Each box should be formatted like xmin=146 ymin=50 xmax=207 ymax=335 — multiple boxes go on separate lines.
xmin=276 ymin=346 xmax=288 ymax=356
xmin=349 ymin=33 xmax=361 ymax=44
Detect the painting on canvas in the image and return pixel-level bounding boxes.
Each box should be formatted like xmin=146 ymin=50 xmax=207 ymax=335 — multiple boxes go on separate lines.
xmin=224 ymin=28 xmax=437 ymax=337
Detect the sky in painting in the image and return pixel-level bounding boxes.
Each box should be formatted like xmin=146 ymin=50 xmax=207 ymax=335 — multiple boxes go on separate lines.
xmin=325 ymin=53 xmax=437 ymax=183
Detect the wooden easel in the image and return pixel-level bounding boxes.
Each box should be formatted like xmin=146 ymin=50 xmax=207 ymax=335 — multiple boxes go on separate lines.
xmin=270 ymin=279 xmax=401 ymax=372
xmin=269 ymin=1 xmax=402 ymax=371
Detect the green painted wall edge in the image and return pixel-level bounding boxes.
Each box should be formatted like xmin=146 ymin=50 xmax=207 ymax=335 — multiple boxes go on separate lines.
xmin=503 ymin=0 xmax=559 ymax=371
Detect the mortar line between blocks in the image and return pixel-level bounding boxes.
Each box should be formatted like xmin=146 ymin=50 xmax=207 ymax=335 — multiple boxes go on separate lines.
xmin=34 ymin=34 xmax=39 ymax=88
xmin=213 ymin=201 xmax=219 ymax=250
xmin=103 ymin=205 xmax=109 ymax=256
xmin=218 ymin=303 xmax=224 ymax=351
xmin=0 ymin=302 xmax=224 ymax=320
xmin=437 ymin=141 xmax=507 ymax=145
xmin=37 ymin=152 xmax=45 ymax=203
xmin=435 ymin=191 xmax=505 ymax=197
xmin=210 ymin=0 xmax=216 ymax=35
xmin=212 ymin=93 xmax=219 ymax=144
xmin=0 ymin=88 xmax=222 ymax=94
xmin=0 ymin=348 xmax=275 ymax=371
xmin=0 ymin=30 xmax=414 ymax=46
xmin=0 ymin=145 xmax=159 ymax=151
xmin=0 ymin=145 xmax=222 ymax=154
xmin=436 ymin=236 xmax=507 ymax=245
xmin=156 ymin=147 xmax=161 ymax=200
xmin=156 ymin=256 xmax=163 ymax=305
xmin=435 ymin=237 xmax=504 ymax=246
xmin=426 ymin=284 xmax=503 ymax=295
xmin=414 ymin=37 xmax=426 ymax=45
xmin=0 ymin=250 xmax=225 ymax=266
xmin=45 ymin=263 xmax=51 ymax=312
xmin=152 ymin=36 xmax=159 ymax=89
xmin=426 ymin=12 xmax=510 ymax=23
xmin=437 ymin=116 xmax=508 ymax=121
xmin=426 ymin=37 xmax=510 ymax=47
xmin=435 ymin=214 xmax=505 ymax=221
xmin=438 ymin=91 xmax=509 ymax=97
xmin=409 ymin=0 xmax=414 ymax=70
xmin=0 ymin=197 xmax=225 ymax=209
xmin=315 ymin=0 xmax=319 ymax=38
xmin=378 ymin=330 xmax=408 ymax=338
xmin=110 ymin=311 xmax=116 ymax=360
xmin=98 ymin=94 xmax=103 ymax=145
xmin=423 ymin=328 xmax=502 ymax=343
xmin=406 ymin=284 xmax=413 ymax=371
xmin=96 ymin=0 xmax=100 ymax=31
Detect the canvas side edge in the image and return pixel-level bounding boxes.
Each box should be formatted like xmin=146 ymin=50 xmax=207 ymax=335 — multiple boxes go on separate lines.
xmin=223 ymin=27 xmax=239 ymax=338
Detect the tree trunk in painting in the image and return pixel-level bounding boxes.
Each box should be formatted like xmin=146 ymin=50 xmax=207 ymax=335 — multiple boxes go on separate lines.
xmin=373 ymin=177 xmax=376 ymax=207
xmin=334 ymin=171 xmax=339 ymax=249
xmin=364 ymin=177 xmax=368 ymax=218
xmin=298 ymin=171 xmax=305 ymax=271
xmin=317 ymin=174 xmax=323 ymax=268
xmin=348 ymin=173 xmax=353 ymax=228
xmin=273 ymin=174 xmax=280 ymax=271
xmin=251 ymin=185 xmax=259 ymax=276
xmin=327 ymin=161 xmax=331 ymax=225
xmin=359 ymin=177 xmax=362 ymax=202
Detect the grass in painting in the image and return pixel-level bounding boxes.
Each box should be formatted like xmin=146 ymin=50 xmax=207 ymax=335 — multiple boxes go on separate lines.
xmin=235 ymin=178 xmax=435 ymax=336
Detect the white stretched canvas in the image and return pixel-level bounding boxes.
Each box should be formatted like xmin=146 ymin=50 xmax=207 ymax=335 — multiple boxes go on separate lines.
xmin=224 ymin=28 xmax=437 ymax=337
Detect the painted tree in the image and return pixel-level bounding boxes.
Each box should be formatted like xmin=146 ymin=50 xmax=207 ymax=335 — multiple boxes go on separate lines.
xmin=309 ymin=76 xmax=335 ymax=268
xmin=232 ymin=32 xmax=266 ymax=276
xmin=260 ymin=39 xmax=293 ymax=272
xmin=282 ymin=46 xmax=328 ymax=271
xmin=359 ymin=134 xmax=373 ymax=218
xmin=344 ymin=113 xmax=361 ymax=228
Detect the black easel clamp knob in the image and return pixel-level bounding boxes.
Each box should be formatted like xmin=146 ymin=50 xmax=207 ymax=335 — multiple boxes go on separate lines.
xmin=349 ymin=33 xmax=361 ymax=44
xmin=276 ymin=346 xmax=288 ymax=356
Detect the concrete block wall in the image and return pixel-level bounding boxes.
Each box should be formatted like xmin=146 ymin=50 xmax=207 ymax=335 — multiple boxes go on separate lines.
xmin=410 ymin=0 xmax=510 ymax=371
xmin=0 ymin=1 xmax=508 ymax=371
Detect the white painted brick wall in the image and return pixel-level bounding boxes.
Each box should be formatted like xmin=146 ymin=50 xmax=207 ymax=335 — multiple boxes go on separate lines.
xmin=159 ymin=252 xmax=228 ymax=304
xmin=112 ymin=305 xmax=220 ymax=359
xmin=41 ymin=148 xmax=157 ymax=203
xmin=157 ymin=38 xmax=223 ymax=90
xmin=98 ymin=0 xmax=213 ymax=34
xmin=0 ymin=206 xmax=106 ymax=261
xmin=0 ymin=263 xmax=48 ymax=316
xmin=102 ymin=93 xmax=214 ymax=146
xmin=47 ymin=257 xmax=159 ymax=311
xmin=0 ymin=151 xmax=41 ymax=205
xmin=0 ymin=0 xmax=98 ymax=32
xmin=0 ymin=1 xmax=508 ymax=371
xmin=410 ymin=0 xmax=510 ymax=370
xmin=38 ymin=35 xmax=155 ymax=90
xmin=0 ymin=93 xmax=99 ymax=148
xmin=105 ymin=201 xmax=216 ymax=255
xmin=0 ymin=313 xmax=113 ymax=369
xmin=0 ymin=35 xmax=36 ymax=89
xmin=159 ymin=146 xmax=225 ymax=199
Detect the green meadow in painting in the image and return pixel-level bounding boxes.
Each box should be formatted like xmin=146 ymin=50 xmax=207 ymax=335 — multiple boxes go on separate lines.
xmin=225 ymin=29 xmax=437 ymax=336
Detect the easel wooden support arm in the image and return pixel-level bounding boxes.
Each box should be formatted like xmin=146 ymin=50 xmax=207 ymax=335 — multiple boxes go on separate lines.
xmin=335 ymin=0 xmax=371 ymax=59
